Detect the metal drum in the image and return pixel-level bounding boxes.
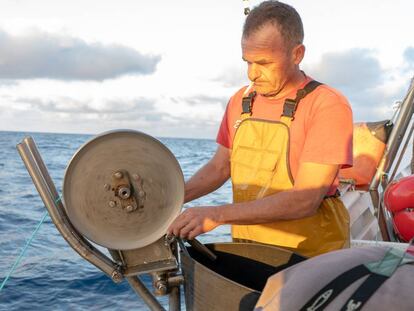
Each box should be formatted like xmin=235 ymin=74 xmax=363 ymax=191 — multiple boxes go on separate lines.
xmin=63 ymin=130 xmax=184 ymax=250
xmin=181 ymin=242 xmax=305 ymax=311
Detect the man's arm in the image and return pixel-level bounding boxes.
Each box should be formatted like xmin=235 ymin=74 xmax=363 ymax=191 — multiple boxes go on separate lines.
xmin=168 ymin=161 xmax=339 ymax=239
xmin=217 ymin=162 xmax=339 ymax=224
xmin=184 ymin=144 xmax=231 ymax=203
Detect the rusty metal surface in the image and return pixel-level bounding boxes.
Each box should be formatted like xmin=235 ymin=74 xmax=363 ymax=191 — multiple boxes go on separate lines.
xmin=63 ymin=130 xmax=184 ymax=250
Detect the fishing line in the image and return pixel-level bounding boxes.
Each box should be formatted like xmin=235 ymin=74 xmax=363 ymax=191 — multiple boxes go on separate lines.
xmin=0 ymin=195 xmax=57 ymax=293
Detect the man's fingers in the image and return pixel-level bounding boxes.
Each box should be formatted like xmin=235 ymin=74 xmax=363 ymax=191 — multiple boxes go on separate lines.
xmin=167 ymin=209 xmax=195 ymax=237
xmin=168 ymin=214 xmax=187 ymax=236
xmin=166 ymin=207 xmax=215 ymax=239
xmin=178 ymin=219 xmax=197 ymax=239
xmin=188 ymin=227 xmax=202 ymax=240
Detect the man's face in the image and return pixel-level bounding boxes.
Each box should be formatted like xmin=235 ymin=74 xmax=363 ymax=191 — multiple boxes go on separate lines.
xmin=242 ymin=24 xmax=298 ymax=97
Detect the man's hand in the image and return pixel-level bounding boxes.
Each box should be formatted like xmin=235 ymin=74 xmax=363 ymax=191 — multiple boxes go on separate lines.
xmin=167 ymin=206 xmax=222 ymax=240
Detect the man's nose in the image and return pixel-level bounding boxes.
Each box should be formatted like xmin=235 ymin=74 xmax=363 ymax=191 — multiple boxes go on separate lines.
xmin=248 ymin=63 xmax=260 ymax=81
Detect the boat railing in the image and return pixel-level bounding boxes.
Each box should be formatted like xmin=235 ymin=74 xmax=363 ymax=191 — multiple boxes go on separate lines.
xmin=369 ymin=77 xmax=414 ymax=241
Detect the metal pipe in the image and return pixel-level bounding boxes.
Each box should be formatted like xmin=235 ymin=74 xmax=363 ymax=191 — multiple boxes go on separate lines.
xmin=168 ymin=275 xmax=184 ymax=288
xmin=24 ymin=136 xmax=60 ymax=200
xmin=17 ymin=137 xmax=122 ymax=282
xmin=369 ymin=189 xmax=391 ymax=241
xmin=23 ymin=136 xmax=112 ymax=255
xmin=389 ymin=121 xmax=414 ymax=182
xmin=169 ymin=286 xmax=181 ymax=311
xmin=126 ymin=276 xmax=165 ymax=311
xmin=168 ymin=239 xmax=181 ymax=311
xmin=370 ymin=78 xmax=414 ymax=191
xmin=412 ymin=127 xmax=414 ymax=174
xmin=383 ymin=204 xmax=397 ymax=242
xmin=369 ymin=78 xmax=414 ymax=240
xmin=24 ymin=136 xmax=98 ymax=241
xmin=187 ymin=239 xmax=217 ymax=261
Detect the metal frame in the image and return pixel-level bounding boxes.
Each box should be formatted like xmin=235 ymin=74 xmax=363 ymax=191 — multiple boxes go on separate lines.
xmin=17 ymin=136 xmax=123 ymax=282
xmin=17 ymin=136 xmax=180 ymax=311
xmin=369 ymin=77 xmax=414 ymax=241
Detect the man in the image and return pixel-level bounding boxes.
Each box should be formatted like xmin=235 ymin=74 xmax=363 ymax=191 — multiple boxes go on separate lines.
xmin=168 ymin=1 xmax=353 ymax=257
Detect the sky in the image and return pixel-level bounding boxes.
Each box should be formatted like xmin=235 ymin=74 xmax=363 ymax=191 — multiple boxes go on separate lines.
xmin=0 ymin=0 xmax=413 ymax=139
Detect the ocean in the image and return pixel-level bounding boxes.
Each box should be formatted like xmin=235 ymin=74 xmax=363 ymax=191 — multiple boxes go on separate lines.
xmin=0 ymin=130 xmax=233 ymax=310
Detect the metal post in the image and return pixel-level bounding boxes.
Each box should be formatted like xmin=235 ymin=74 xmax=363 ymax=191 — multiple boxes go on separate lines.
xmin=167 ymin=239 xmax=182 ymax=311
xmin=17 ymin=137 xmax=122 ymax=282
xmin=389 ymin=122 xmax=414 ymax=182
xmin=369 ymin=78 xmax=414 ymax=240
xmin=126 ymin=276 xmax=165 ymax=311
xmin=169 ymin=286 xmax=181 ymax=311
xmin=369 ymin=189 xmax=391 ymax=241
xmin=24 ymin=136 xmax=61 ymax=201
xmin=370 ymin=78 xmax=414 ymax=191
xmin=411 ymin=125 xmax=414 ymax=174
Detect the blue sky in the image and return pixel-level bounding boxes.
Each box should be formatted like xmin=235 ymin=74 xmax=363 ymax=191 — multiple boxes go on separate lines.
xmin=0 ymin=0 xmax=413 ymax=138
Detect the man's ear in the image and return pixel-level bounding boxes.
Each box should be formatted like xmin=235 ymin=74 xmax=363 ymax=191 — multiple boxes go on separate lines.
xmin=292 ymin=44 xmax=305 ymax=65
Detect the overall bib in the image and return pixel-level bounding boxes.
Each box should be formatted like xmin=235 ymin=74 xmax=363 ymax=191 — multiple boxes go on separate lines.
xmin=230 ymin=81 xmax=350 ymax=257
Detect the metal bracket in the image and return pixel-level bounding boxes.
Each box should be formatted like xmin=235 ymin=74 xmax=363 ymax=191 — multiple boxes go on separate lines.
xmin=109 ymin=169 xmax=145 ymax=213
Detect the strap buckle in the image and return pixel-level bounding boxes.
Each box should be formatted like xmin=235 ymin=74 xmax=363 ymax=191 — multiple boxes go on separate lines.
xmin=282 ymin=98 xmax=297 ymax=119
xmin=281 ymin=80 xmax=322 ymax=120
xmin=241 ymin=91 xmax=256 ymax=115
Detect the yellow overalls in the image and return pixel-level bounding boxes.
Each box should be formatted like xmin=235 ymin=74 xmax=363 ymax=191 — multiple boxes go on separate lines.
xmin=231 ymin=81 xmax=350 ymax=258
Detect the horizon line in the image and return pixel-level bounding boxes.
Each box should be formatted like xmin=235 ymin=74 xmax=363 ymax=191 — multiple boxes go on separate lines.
xmin=0 ymin=129 xmax=216 ymax=141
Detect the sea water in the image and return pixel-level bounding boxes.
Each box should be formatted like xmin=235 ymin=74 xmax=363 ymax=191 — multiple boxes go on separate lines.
xmin=0 ymin=131 xmax=232 ymax=310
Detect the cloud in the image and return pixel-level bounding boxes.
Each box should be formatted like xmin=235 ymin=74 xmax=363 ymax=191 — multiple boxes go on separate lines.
xmin=13 ymin=96 xmax=164 ymax=122
xmin=12 ymin=95 xmax=221 ymax=124
xmin=0 ymin=80 xmax=18 ymax=87
xmin=403 ymin=46 xmax=414 ymax=67
xmin=0 ymin=30 xmax=161 ymax=81
xmin=212 ymin=65 xmax=248 ymax=88
xmin=304 ymin=48 xmax=409 ymax=121
xmin=3 ymin=94 xmax=224 ymax=138
xmin=304 ymin=48 xmax=383 ymax=93
xmin=171 ymin=94 xmax=228 ymax=107
xmin=404 ymin=47 xmax=414 ymax=62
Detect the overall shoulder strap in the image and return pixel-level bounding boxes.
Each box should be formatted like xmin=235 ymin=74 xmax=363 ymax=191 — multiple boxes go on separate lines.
xmin=239 ymin=80 xmax=322 ymax=122
xmin=282 ymin=80 xmax=322 ymax=120
xmin=240 ymin=91 xmax=256 ymax=120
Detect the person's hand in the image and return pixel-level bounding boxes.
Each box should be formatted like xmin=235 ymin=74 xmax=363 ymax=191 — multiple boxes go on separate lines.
xmin=167 ymin=206 xmax=221 ymax=240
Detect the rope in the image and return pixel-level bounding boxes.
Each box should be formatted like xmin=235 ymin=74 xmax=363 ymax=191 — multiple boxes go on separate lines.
xmin=0 ymin=210 xmax=49 ymax=293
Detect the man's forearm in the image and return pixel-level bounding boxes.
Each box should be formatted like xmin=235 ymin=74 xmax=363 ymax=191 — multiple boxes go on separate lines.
xmin=169 ymin=162 xmax=339 ymax=239
xmin=216 ymin=187 xmax=326 ymax=225
xmin=184 ymin=145 xmax=231 ymax=203
xmin=185 ymin=161 xmax=230 ymax=203
xmin=215 ymin=162 xmax=338 ymax=225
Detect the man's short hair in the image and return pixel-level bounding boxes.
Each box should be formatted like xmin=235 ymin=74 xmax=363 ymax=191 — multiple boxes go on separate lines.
xmin=243 ymin=1 xmax=304 ymax=49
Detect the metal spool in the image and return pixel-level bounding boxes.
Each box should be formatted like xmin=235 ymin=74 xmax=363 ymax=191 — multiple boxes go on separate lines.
xmin=63 ymin=130 xmax=184 ymax=250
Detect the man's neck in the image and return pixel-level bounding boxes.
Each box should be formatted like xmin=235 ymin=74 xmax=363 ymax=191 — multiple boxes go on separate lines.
xmin=265 ymin=70 xmax=307 ymax=100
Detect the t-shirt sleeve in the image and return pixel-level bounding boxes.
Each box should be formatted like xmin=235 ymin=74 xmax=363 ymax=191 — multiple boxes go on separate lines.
xmin=216 ymin=100 xmax=232 ymax=149
xmin=300 ymin=90 xmax=353 ymax=168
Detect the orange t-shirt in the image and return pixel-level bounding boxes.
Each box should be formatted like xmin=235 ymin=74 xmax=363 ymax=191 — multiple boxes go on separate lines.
xmin=216 ymin=76 xmax=353 ymax=195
